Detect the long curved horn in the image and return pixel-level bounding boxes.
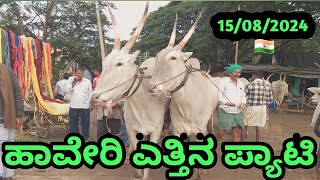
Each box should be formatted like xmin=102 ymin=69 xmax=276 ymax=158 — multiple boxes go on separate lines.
xmin=207 ymin=67 xmax=211 ymax=74
xmin=279 ymin=72 xmax=283 ymax=81
xmin=283 ymin=74 xmax=286 ymax=82
xmin=107 ymin=5 xmax=121 ymax=50
xmin=168 ymin=13 xmax=178 ymax=47
xmin=176 ymin=8 xmax=204 ymax=49
xmin=266 ymin=73 xmax=274 ymax=82
xmin=121 ymin=1 xmax=149 ymax=52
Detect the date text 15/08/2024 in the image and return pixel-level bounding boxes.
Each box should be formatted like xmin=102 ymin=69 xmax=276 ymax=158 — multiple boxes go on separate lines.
xmin=210 ymin=11 xmax=316 ymax=41
xmin=1 ymin=133 xmax=318 ymax=180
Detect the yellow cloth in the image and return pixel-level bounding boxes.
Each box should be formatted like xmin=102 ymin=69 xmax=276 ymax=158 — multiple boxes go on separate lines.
xmin=42 ymin=42 xmax=54 ymax=98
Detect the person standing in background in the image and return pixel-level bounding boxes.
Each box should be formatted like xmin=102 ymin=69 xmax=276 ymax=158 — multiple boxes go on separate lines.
xmin=98 ymin=97 xmax=128 ymax=146
xmin=66 ymin=68 xmax=93 ymax=142
xmin=0 ymin=64 xmax=24 ymax=179
xmin=93 ymin=67 xmax=102 ymax=91
xmin=243 ymin=72 xmax=273 ymax=142
xmin=83 ymin=68 xmax=92 ymax=81
xmin=54 ymin=73 xmax=71 ymax=102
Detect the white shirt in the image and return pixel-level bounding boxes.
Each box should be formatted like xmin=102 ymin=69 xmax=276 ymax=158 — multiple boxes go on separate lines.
xmin=55 ymin=79 xmax=71 ymax=100
xmin=66 ymin=77 xmax=93 ymax=109
xmin=218 ymin=77 xmax=246 ymax=114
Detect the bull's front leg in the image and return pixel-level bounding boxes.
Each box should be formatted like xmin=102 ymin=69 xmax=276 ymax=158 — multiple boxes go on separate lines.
xmin=141 ymin=126 xmax=163 ymax=180
xmin=126 ymin=127 xmax=142 ymax=180
xmin=279 ymin=95 xmax=284 ymax=110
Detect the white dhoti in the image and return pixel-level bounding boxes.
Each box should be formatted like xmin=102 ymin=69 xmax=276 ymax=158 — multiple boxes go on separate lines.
xmin=0 ymin=123 xmax=15 ymax=178
xmin=244 ymin=105 xmax=267 ymax=127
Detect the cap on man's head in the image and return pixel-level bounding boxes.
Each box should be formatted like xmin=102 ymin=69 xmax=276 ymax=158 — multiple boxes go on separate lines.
xmin=224 ymin=64 xmax=243 ymax=74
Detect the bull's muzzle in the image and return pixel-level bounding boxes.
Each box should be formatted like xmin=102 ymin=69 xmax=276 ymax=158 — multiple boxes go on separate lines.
xmin=148 ymin=84 xmax=162 ymax=96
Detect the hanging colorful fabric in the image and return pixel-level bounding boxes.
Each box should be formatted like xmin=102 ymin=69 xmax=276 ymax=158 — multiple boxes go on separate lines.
xmin=2 ymin=30 xmax=11 ymax=68
xmin=8 ymin=30 xmax=25 ymax=96
xmin=30 ymin=42 xmax=64 ymax=115
xmin=34 ymin=39 xmax=62 ymax=104
xmin=21 ymin=35 xmax=32 ymax=100
xmin=42 ymin=42 xmax=54 ymax=98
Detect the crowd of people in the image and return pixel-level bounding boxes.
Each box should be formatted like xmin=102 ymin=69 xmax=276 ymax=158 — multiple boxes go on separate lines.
xmin=0 ymin=63 xmax=319 ymax=179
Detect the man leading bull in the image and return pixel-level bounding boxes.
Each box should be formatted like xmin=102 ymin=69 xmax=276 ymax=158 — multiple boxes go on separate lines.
xmin=217 ymin=64 xmax=246 ymax=142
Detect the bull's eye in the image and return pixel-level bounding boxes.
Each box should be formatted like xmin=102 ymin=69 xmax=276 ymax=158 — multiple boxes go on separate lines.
xmin=170 ymin=56 xmax=177 ymax=60
xmin=116 ymin=62 xmax=123 ymax=67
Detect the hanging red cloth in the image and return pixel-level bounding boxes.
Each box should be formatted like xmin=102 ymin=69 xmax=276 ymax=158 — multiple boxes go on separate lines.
xmin=8 ymin=30 xmax=25 ymax=96
xmin=45 ymin=43 xmax=52 ymax=80
xmin=33 ymin=39 xmax=63 ymax=104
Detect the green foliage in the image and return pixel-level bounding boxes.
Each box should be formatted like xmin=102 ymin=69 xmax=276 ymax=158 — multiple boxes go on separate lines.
xmin=134 ymin=1 xmax=320 ymax=72
xmin=0 ymin=1 xmax=319 ymax=80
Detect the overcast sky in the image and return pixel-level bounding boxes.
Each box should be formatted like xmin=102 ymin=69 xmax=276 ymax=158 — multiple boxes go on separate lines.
xmin=105 ymin=1 xmax=170 ymax=41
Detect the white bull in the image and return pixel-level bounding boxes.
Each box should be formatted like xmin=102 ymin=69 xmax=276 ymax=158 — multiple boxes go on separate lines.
xmin=271 ymin=73 xmax=289 ymax=110
xmin=92 ymin=3 xmax=170 ymax=180
xmin=239 ymin=77 xmax=249 ymax=87
xmin=148 ymin=9 xmax=217 ymax=180
xmin=308 ymin=87 xmax=320 ymax=127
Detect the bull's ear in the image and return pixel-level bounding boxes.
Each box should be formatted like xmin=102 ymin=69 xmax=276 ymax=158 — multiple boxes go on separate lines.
xmin=182 ymin=52 xmax=193 ymax=62
xmin=132 ymin=50 xmax=140 ymax=58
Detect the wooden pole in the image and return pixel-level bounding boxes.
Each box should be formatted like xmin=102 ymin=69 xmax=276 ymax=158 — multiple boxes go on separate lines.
xmin=234 ymin=5 xmax=240 ymax=64
xmin=95 ymin=1 xmax=106 ymax=62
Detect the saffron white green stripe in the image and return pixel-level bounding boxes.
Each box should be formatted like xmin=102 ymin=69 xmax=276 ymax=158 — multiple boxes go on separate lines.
xmin=254 ymin=39 xmax=274 ymax=54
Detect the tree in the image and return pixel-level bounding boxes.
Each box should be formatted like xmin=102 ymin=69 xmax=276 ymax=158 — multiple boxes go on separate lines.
xmin=133 ymin=1 xmax=320 ymax=72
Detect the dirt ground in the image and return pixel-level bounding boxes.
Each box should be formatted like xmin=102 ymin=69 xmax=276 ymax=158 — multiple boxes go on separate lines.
xmin=12 ymin=110 xmax=319 ymax=180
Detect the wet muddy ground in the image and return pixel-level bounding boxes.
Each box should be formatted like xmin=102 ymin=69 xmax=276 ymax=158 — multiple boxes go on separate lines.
xmin=13 ymin=110 xmax=319 ymax=179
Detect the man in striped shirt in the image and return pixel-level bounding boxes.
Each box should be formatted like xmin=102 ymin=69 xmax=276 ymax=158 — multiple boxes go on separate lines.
xmin=243 ymin=72 xmax=273 ymax=142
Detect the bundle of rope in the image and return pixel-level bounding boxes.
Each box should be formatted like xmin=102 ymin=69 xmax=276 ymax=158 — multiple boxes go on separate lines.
xmin=1 ymin=29 xmax=68 ymax=123
xmin=30 ymin=43 xmax=67 ymax=116
xmin=42 ymin=42 xmax=54 ymax=98
xmin=8 ymin=30 xmax=25 ymax=97
xmin=33 ymin=39 xmax=62 ymax=104
xmin=20 ymin=36 xmax=33 ymax=100
xmin=31 ymin=39 xmax=68 ymax=123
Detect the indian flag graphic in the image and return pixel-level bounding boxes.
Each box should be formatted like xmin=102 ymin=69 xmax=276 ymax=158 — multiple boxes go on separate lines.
xmin=254 ymin=39 xmax=274 ymax=54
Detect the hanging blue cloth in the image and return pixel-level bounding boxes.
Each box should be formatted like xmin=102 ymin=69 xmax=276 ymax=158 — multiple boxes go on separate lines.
xmin=2 ymin=30 xmax=11 ymax=68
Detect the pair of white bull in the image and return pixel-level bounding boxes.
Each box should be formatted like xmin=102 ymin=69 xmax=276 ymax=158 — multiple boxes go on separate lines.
xmin=92 ymin=3 xmax=215 ymax=180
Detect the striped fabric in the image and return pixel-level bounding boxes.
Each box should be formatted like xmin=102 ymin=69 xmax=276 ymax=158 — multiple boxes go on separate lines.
xmin=0 ymin=124 xmax=15 ymax=178
xmin=254 ymin=39 xmax=274 ymax=54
